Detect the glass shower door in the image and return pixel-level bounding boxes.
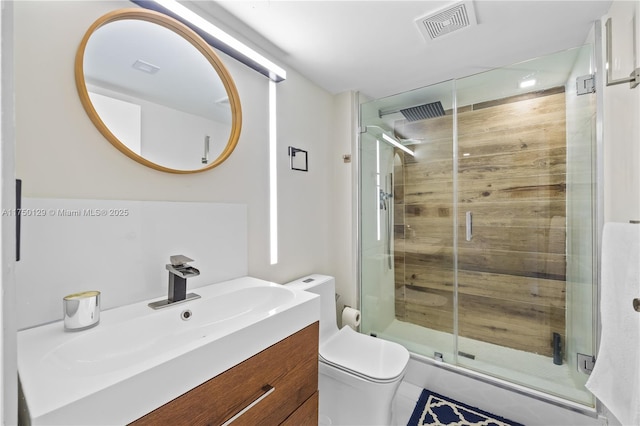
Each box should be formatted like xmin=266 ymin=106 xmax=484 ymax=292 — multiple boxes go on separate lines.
xmin=359 ymin=80 xmax=457 ymax=362
xmin=359 ymin=127 xmax=401 ymax=337
xmin=358 ymin=44 xmax=597 ymax=407
xmin=453 ymin=46 xmax=597 ymax=406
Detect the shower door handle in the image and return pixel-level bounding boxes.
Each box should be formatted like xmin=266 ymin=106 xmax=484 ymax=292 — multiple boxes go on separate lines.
xmin=465 ymin=211 xmax=473 ymax=242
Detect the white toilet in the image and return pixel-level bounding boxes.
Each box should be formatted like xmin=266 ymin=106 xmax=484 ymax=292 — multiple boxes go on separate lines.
xmin=287 ymin=274 xmax=410 ymax=426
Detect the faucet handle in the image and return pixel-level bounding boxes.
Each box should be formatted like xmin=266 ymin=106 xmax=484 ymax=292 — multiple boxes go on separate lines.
xmin=166 ymin=255 xmax=200 ymax=279
xmin=170 ymin=255 xmax=194 ymax=266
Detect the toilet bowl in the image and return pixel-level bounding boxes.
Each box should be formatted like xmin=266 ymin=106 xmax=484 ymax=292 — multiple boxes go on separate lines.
xmin=286 ymin=274 xmax=410 ymax=426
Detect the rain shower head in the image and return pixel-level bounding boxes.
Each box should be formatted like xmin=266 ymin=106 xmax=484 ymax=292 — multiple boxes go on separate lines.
xmin=399 ymin=101 xmax=446 ymax=122
xmin=378 ymin=101 xmax=446 ymax=122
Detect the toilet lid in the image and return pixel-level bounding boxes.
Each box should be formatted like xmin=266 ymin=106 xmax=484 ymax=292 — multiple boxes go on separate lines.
xmin=319 ymin=326 xmax=410 ymax=383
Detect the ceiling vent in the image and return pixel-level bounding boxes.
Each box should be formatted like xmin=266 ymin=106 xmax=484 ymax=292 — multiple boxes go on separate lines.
xmin=132 ymin=59 xmax=160 ymax=75
xmin=415 ymin=1 xmax=477 ymax=42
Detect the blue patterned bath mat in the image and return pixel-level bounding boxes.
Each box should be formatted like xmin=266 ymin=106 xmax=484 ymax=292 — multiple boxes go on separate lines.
xmin=407 ymin=389 xmax=524 ymax=426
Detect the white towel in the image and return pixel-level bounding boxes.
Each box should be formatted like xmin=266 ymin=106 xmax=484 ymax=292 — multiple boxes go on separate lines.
xmin=586 ymin=222 xmax=640 ymax=425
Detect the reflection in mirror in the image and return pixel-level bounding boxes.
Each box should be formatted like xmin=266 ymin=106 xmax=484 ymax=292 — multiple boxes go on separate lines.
xmin=75 ymin=9 xmax=241 ymax=173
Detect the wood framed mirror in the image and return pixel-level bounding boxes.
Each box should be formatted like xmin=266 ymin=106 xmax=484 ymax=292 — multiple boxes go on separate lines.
xmin=75 ymin=8 xmax=242 ymax=173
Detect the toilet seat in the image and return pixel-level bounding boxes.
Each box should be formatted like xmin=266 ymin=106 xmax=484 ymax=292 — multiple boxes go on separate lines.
xmin=319 ymin=326 xmax=410 ymax=384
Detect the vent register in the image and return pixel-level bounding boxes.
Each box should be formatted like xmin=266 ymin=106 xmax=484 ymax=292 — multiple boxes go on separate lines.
xmin=415 ymin=1 xmax=477 ymax=42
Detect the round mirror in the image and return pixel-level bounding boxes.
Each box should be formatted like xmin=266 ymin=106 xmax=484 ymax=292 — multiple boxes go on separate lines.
xmin=75 ymin=9 xmax=242 ymax=173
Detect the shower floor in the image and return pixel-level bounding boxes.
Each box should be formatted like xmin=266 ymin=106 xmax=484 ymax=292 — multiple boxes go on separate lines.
xmin=375 ymin=319 xmax=594 ymax=406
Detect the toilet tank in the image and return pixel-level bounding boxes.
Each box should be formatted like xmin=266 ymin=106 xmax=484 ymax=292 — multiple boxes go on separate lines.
xmin=285 ymin=274 xmax=339 ymax=343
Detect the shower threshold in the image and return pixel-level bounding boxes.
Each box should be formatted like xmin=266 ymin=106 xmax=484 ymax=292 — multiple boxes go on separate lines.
xmin=374 ymin=319 xmax=594 ymax=407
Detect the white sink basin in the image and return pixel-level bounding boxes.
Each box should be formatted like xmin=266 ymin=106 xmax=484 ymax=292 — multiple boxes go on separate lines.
xmin=44 ymin=286 xmax=295 ymax=377
xmin=18 ymin=277 xmax=319 ymax=425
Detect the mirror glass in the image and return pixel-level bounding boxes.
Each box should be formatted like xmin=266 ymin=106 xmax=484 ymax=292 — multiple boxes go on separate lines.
xmin=76 ymin=9 xmax=242 ymax=173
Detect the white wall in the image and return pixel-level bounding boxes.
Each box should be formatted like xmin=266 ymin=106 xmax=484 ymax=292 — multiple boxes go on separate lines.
xmin=88 ymin=91 xmax=142 ymax=155
xmin=270 ymin=59 xmax=335 ymax=283
xmin=330 ymin=91 xmax=357 ymax=311
xmin=603 ymin=0 xmax=640 ymax=223
xmin=596 ymin=2 xmax=640 ymax=423
xmin=14 ymin=0 xmax=342 ymax=289
xmin=15 ymin=199 xmax=249 ymax=330
xmin=1 ymin=1 xmax=18 ymax=424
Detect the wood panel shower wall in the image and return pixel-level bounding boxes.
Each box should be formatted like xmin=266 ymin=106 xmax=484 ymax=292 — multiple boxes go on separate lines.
xmin=393 ymin=89 xmax=567 ymax=357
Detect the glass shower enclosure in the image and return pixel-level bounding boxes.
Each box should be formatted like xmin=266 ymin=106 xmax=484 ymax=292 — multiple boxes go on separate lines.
xmin=359 ymin=45 xmax=598 ymax=406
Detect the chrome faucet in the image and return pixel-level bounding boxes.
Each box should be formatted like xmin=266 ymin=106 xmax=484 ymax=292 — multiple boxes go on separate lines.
xmin=148 ymin=255 xmax=201 ymax=310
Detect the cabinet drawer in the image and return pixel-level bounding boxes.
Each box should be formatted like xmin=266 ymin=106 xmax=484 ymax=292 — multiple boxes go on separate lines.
xmin=281 ymin=392 xmax=318 ymax=426
xmin=130 ymin=322 xmax=319 ymax=426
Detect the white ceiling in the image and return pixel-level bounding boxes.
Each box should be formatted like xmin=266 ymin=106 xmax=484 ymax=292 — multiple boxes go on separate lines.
xmin=191 ymin=0 xmax=612 ymax=99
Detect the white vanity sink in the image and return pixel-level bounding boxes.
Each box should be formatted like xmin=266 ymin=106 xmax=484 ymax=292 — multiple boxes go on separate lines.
xmin=18 ymin=277 xmax=319 ymax=425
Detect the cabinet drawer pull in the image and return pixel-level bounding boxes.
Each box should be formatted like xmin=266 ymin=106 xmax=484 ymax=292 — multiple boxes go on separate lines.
xmin=221 ymin=385 xmax=275 ymax=425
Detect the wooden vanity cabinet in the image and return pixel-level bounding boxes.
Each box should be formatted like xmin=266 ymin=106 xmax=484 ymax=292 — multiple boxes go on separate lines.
xmin=130 ymin=322 xmax=319 ymax=426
